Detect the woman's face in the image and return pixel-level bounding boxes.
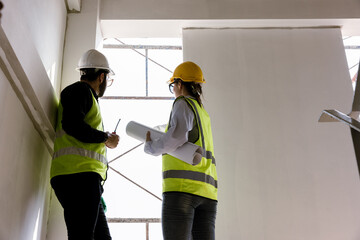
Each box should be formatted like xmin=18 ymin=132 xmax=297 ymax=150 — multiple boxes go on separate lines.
xmin=169 ymin=80 xmax=182 ymax=98
xmin=173 ymin=81 xmax=182 ymax=98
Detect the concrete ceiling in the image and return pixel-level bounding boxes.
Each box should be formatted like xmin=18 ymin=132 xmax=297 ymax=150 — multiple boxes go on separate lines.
xmin=99 ymin=0 xmax=360 ymax=37
xmin=100 ymin=19 xmax=360 ymax=38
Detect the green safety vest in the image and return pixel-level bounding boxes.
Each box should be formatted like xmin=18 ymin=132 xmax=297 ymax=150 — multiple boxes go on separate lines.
xmin=50 ymin=89 xmax=108 ymax=180
xmin=162 ymin=96 xmax=218 ymax=200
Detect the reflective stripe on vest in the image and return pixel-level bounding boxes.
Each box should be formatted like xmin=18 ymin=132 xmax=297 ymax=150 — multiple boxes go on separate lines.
xmin=54 ymin=129 xmax=107 ymax=165
xmin=163 ymin=170 xmax=218 ymax=188
xmin=205 ymin=151 xmax=216 ymax=165
xmin=54 ymin=129 xmax=108 ymax=165
xmin=186 ymin=99 xmax=216 ymax=165
xmin=53 ymin=146 xmax=107 ymax=165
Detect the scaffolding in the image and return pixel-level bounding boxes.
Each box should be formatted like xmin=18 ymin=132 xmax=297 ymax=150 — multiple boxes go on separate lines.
xmin=103 ymin=38 xmax=182 ymax=239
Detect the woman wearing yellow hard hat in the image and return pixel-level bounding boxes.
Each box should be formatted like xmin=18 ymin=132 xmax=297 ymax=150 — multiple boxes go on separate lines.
xmin=145 ymin=61 xmax=218 ymax=240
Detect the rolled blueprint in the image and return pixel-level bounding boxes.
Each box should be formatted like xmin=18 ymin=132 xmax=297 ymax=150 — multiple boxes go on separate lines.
xmin=126 ymin=121 xmax=203 ymax=165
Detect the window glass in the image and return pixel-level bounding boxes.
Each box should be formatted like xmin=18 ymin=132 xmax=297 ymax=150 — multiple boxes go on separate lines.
xmin=102 ymin=49 xmax=146 ymax=96
xmin=148 ymin=49 xmax=183 ymax=97
xmin=100 ymin=38 xmax=182 ymax=240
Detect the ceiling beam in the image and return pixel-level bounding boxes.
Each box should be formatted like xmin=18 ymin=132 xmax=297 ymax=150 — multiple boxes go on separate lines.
xmin=66 ymin=0 xmax=81 ymax=13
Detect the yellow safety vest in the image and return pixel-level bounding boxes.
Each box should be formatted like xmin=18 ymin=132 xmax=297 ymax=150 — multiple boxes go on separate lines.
xmin=50 ymin=89 xmax=108 ymax=180
xmin=162 ymin=96 xmax=218 ymax=200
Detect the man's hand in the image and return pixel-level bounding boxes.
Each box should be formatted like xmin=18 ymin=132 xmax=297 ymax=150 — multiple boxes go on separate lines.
xmin=105 ymin=132 xmax=119 ymax=148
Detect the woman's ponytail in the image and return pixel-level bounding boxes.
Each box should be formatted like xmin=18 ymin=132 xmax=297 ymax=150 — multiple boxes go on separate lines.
xmin=183 ymin=81 xmax=203 ymax=106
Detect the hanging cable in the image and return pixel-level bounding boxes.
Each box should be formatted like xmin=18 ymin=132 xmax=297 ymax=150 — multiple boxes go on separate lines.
xmin=108 ymin=143 xmax=144 ymax=164
xmin=109 ymin=166 xmax=162 ymax=201
xmin=350 ymin=63 xmax=359 ymax=71
xmin=115 ymin=38 xmax=173 ymax=73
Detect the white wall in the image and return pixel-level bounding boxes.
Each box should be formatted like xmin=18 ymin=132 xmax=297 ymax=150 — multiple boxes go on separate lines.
xmin=0 ymin=66 xmax=51 ymax=240
xmin=2 ymin=0 xmax=67 ymax=96
xmin=0 ymin=0 xmax=66 ymax=239
xmin=61 ymin=0 xmax=103 ymax=90
xmin=1 ymin=0 xmax=360 ymax=239
xmin=46 ymin=1 xmax=105 ymax=239
xmin=183 ymin=27 xmax=360 ymax=240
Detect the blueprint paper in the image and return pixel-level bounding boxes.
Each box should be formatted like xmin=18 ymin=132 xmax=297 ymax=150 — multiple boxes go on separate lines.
xmin=126 ymin=121 xmax=203 ymax=165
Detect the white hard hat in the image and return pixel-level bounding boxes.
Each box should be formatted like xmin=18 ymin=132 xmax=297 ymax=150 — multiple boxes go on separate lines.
xmin=76 ymin=49 xmax=115 ymax=75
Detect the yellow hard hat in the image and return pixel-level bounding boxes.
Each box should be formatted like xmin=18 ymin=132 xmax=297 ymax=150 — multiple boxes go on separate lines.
xmin=169 ymin=61 xmax=206 ymax=84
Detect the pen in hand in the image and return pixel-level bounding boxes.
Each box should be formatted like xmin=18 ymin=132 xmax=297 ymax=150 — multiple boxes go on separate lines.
xmin=105 ymin=118 xmax=120 ymax=149
xmin=113 ymin=118 xmax=121 ymax=134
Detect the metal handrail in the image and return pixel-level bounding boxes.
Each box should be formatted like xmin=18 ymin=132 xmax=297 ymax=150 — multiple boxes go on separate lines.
xmin=107 ymin=218 xmax=161 ymax=240
xmin=108 ymin=218 xmax=160 ymax=223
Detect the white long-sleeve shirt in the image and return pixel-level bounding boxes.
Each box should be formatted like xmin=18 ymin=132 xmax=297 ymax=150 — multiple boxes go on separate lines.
xmin=144 ymin=97 xmax=195 ymax=156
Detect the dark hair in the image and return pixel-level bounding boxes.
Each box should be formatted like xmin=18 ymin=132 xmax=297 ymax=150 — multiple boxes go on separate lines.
xmin=80 ymin=68 xmax=108 ymax=82
xmin=176 ymin=79 xmax=203 ymax=106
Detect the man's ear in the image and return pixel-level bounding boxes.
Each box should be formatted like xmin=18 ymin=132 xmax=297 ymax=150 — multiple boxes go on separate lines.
xmin=99 ymin=73 xmax=105 ymax=83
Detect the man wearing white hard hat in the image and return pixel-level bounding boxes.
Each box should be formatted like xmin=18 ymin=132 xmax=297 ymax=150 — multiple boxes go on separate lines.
xmin=50 ymin=49 xmax=119 ymax=240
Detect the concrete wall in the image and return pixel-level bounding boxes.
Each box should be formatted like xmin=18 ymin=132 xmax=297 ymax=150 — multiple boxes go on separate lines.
xmin=0 ymin=0 xmax=66 ymax=239
xmin=183 ymin=27 xmax=360 ymax=240
xmin=101 ymin=0 xmax=360 ymax=19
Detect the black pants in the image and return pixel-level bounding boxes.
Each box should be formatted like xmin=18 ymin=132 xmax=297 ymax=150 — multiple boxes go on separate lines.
xmin=51 ymin=172 xmax=111 ymax=240
xmin=162 ymin=192 xmax=217 ymax=240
